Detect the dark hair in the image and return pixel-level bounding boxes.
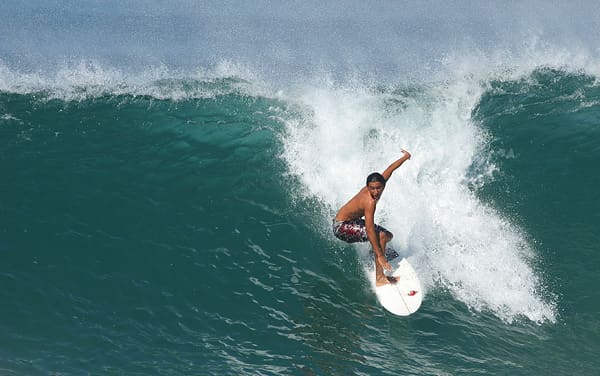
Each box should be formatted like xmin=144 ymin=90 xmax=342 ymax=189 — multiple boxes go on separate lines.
xmin=366 ymin=172 xmax=386 ymax=185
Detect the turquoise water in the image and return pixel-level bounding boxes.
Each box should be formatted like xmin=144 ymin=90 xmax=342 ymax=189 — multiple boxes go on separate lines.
xmin=1 ymin=67 xmax=599 ymax=375
xmin=3 ymin=2 xmax=600 ymax=374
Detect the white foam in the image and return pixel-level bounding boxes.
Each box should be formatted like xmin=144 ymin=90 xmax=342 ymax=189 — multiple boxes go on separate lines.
xmin=280 ymin=76 xmax=557 ymax=323
xmin=435 ymin=35 xmax=600 ymax=87
xmin=0 ymin=59 xmax=267 ymax=101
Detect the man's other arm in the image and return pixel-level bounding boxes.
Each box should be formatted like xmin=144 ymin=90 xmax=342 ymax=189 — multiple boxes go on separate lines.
xmin=381 ymin=150 xmax=411 ymax=181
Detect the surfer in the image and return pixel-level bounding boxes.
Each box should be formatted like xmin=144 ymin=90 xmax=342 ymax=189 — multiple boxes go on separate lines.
xmin=332 ymin=150 xmax=411 ymax=286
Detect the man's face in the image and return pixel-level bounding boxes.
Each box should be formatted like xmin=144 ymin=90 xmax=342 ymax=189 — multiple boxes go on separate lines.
xmin=367 ymin=181 xmax=385 ymax=200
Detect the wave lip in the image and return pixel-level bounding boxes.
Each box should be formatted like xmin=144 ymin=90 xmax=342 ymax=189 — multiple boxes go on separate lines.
xmin=0 ymin=60 xmax=267 ymax=101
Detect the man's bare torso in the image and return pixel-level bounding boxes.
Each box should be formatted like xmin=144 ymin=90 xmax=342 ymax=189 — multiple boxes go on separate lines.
xmin=335 ymin=187 xmax=377 ymax=221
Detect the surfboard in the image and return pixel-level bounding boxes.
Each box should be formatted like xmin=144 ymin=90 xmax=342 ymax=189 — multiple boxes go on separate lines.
xmin=374 ymin=249 xmax=423 ymax=316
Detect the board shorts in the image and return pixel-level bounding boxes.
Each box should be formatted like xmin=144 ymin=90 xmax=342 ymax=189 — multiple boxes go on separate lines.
xmin=332 ymin=218 xmax=392 ymax=243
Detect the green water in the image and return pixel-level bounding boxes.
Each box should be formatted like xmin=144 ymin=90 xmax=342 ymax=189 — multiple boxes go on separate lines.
xmin=1 ymin=68 xmax=600 ymax=375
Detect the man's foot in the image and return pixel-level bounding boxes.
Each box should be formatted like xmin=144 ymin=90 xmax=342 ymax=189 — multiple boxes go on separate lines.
xmin=376 ymin=275 xmax=400 ymax=286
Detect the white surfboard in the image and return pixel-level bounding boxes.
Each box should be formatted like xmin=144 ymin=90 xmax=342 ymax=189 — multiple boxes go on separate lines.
xmin=374 ymin=251 xmax=423 ymax=316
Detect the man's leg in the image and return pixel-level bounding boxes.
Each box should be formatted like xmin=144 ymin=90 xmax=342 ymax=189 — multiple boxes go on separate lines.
xmin=334 ymin=220 xmax=399 ymax=286
xmin=379 ymin=230 xmax=392 ymax=253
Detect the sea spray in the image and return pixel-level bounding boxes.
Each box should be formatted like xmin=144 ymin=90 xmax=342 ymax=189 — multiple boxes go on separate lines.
xmin=0 ymin=59 xmax=267 ymax=101
xmin=280 ymin=77 xmax=556 ymax=323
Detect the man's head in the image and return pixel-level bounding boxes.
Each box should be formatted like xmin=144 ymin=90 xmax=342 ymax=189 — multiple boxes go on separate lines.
xmin=366 ymin=172 xmax=386 ymax=186
xmin=366 ymin=172 xmax=386 ymax=200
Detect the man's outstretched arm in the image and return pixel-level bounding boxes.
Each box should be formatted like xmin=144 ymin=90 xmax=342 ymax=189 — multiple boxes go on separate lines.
xmin=381 ymin=150 xmax=411 ymax=181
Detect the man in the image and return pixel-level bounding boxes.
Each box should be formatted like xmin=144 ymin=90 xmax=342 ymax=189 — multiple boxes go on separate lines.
xmin=332 ymin=150 xmax=411 ymax=286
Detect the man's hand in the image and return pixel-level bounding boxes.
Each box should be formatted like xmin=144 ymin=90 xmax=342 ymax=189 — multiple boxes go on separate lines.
xmin=377 ymin=255 xmax=393 ymax=271
xmin=401 ymin=149 xmax=411 ymax=160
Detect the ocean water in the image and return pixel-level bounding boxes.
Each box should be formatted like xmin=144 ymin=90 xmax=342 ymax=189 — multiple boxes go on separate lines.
xmin=2 ymin=2 xmax=600 ymax=375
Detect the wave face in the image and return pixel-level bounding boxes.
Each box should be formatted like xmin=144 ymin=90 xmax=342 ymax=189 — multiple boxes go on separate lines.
xmin=2 ymin=62 xmax=600 ymax=375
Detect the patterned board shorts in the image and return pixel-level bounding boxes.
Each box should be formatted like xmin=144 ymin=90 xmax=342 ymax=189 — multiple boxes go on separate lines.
xmin=332 ymin=218 xmax=392 ymax=243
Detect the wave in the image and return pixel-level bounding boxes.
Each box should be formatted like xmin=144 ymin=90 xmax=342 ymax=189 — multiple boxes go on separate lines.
xmin=4 ymin=55 xmax=598 ymax=324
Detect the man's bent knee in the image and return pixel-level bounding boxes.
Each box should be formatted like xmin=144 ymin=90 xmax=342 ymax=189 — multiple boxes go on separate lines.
xmin=379 ymin=231 xmax=393 ymax=241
